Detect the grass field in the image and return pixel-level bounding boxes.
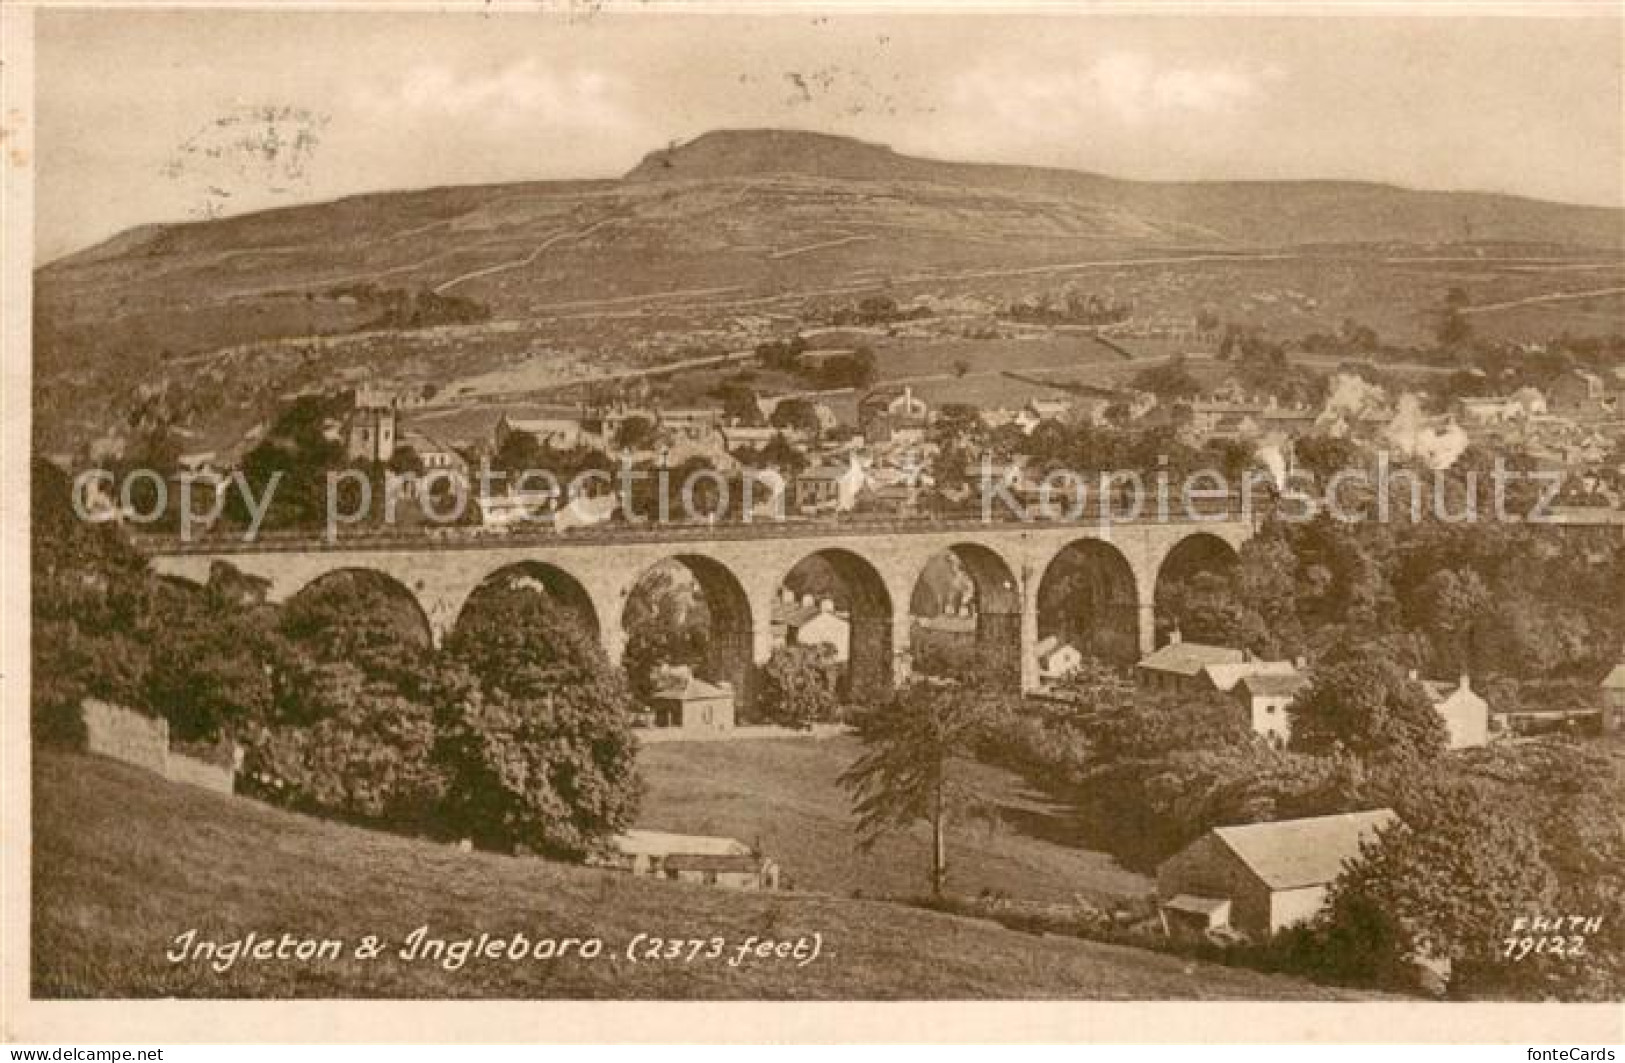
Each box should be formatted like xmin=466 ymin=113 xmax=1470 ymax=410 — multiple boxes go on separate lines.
xmin=637 ymin=735 xmax=1149 ymax=906
xmin=30 ymin=751 xmax=1373 ymax=1000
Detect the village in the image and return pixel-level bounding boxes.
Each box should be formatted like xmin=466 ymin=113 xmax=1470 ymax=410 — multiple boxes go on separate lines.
xmin=60 ymin=325 xmax=1625 ymax=994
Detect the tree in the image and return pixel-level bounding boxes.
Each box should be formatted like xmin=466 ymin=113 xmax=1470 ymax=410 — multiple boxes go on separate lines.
xmin=1292 ymin=434 xmax=1365 ymax=483
xmin=622 ymin=565 xmax=711 ymax=703
xmin=757 ymin=644 xmax=841 ymax=728
xmin=1320 ymin=775 xmax=1554 ymax=994
xmin=1132 ymin=357 xmax=1202 ymax=400
xmin=768 ymin=398 xmax=821 ymax=436
xmin=840 ymin=677 xmax=1000 ymax=897
xmin=278 ymin=570 xmax=432 ymax=687
xmin=227 ymin=395 xmax=347 ymax=531
xmin=142 ymin=578 xmax=283 ymax=742
xmin=439 ymin=578 xmax=641 ymax=857
xmin=1288 ymin=651 xmax=1448 ymax=761
xmin=613 ymin=415 xmax=659 ymax=452
xmin=1411 ymin=568 xmax=1491 ymax=672
xmin=240 ymin=659 xmax=445 ymax=828
xmin=31 ymin=458 xmax=158 ymax=746
xmin=718 ymin=382 xmax=764 ymax=427
xmin=930 ymin=403 xmax=984 ymax=448
xmin=1157 ymin=569 xmax=1276 ymax=658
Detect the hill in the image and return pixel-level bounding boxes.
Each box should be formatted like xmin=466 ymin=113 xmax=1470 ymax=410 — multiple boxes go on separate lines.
xmin=32 ymin=129 xmax=1625 ymax=455
xmin=31 ymin=751 xmax=1374 ymax=999
xmin=630 ymin=129 xmax=1620 ymax=248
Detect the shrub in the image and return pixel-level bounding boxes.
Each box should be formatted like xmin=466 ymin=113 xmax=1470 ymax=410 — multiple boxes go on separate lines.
xmin=756 ymin=644 xmax=842 ymax=728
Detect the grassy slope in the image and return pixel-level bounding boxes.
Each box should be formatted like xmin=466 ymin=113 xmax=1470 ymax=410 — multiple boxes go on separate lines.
xmin=638 ymin=736 xmax=1149 ymax=906
xmin=31 ymin=751 xmax=1371 ymax=1000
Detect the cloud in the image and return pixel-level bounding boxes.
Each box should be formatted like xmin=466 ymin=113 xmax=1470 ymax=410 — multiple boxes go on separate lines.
xmin=1092 ymin=53 xmax=1264 ymax=123
xmin=352 ymin=59 xmax=634 ymax=132
xmin=948 ymin=51 xmax=1280 ymax=131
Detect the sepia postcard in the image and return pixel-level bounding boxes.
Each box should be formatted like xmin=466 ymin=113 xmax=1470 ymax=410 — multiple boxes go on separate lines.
xmin=2 ymin=0 xmax=1623 ymax=1046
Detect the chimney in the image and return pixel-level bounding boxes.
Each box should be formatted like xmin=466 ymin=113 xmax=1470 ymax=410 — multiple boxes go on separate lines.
xmin=1167 ymin=629 xmax=1182 ymax=646
xmin=1408 ymin=668 xmax=1420 ymax=681
xmin=802 ymin=593 xmax=816 ymax=608
xmin=820 ymin=598 xmax=835 ymax=614
xmin=780 ymin=587 xmax=796 ymax=605
xmin=1459 ymin=672 xmax=1472 ymax=693
xmin=1293 ymin=656 xmax=1307 ymax=671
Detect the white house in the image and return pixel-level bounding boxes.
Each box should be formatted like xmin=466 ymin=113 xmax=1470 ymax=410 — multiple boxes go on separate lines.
xmin=1234 ymin=672 xmax=1310 ymax=748
xmin=1034 ymin=635 xmax=1084 ymax=682
xmin=1419 ymin=674 xmax=1490 ymax=749
xmin=772 ymin=592 xmax=851 ymax=661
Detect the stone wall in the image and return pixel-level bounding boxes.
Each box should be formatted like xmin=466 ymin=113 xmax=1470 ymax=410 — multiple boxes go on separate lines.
xmin=79 ymin=699 xmax=237 ymax=795
xmin=81 ymin=698 xmax=169 ymax=774
xmin=164 ymin=750 xmax=237 ymax=794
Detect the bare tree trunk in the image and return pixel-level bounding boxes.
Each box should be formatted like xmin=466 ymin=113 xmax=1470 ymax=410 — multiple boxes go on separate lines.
xmin=931 ymin=773 xmax=947 ymax=899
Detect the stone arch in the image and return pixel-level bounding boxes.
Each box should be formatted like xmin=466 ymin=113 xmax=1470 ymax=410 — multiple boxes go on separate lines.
xmin=620 ymin=554 xmax=756 ymax=710
xmin=1035 ymin=538 xmax=1141 ymax=666
xmin=908 ymin=542 xmax=1023 ymax=687
xmin=776 ymin=547 xmax=895 ymax=705
xmin=284 ymin=567 xmax=435 ymax=650
xmin=1153 ymin=531 xmax=1242 ymax=647
xmin=452 ymin=560 xmax=601 ymax=645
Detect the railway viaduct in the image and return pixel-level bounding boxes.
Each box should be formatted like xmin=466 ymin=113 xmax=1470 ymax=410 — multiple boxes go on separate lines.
xmin=142 ymin=514 xmax=1254 ymax=705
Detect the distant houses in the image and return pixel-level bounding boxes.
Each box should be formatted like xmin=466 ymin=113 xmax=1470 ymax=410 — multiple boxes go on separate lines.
xmin=771 ymin=591 xmax=851 ymax=660
xmin=1157 ymin=809 xmax=1400 ymax=938
xmin=1131 ymin=635 xmax=1490 ymax=750
xmin=858 ymin=384 xmax=929 ymax=444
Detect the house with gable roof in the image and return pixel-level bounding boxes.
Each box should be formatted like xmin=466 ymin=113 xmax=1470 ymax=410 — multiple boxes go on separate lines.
xmin=1157 ymin=809 xmax=1400 ymax=937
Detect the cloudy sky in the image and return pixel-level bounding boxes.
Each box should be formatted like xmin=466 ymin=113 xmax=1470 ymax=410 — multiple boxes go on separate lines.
xmin=35 ymin=7 xmax=1624 ymax=262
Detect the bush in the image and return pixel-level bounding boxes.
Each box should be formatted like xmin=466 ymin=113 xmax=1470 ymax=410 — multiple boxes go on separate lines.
xmin=756 ymin=644 xmax=842 ymax=728
xmin=435 ymin=677 xmax=642 ymax=859
xmin=440 ymin=579 xmax=643 ymax=857
xmin=239 ymin=662 xmax=444 ymax=828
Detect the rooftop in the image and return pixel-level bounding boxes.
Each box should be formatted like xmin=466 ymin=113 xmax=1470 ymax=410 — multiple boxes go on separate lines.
xmin=1211 ymin=809 xmax=1400 ymax=891
xmin=612 ymin=829 xmax=750 ymax=858
xmin=1201 ymin=659 xmax=1299 ymax=693
xmin=1138 ymin=640 xmax=1246 ymax=677
xmin=650 ymin=671 xmax=732 ymax=702
xmin=1237 ymin=673 xmax=1310 ymax=699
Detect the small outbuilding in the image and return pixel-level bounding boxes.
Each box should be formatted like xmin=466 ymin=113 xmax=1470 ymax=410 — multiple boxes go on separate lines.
xmin=597 ymin=830 xmax=781 ymax=890
xmin=648 ymin=667 xmax=735 ymax=731
xmin=1157 ymin=809 xmax=1400 ymax=938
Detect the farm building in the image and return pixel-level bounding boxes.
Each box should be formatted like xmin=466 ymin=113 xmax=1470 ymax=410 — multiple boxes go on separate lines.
xmin=1157 ymin=809 xmax=1399 ymax=938
xmin=597 ymin=830 xmax=781 ymax=890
